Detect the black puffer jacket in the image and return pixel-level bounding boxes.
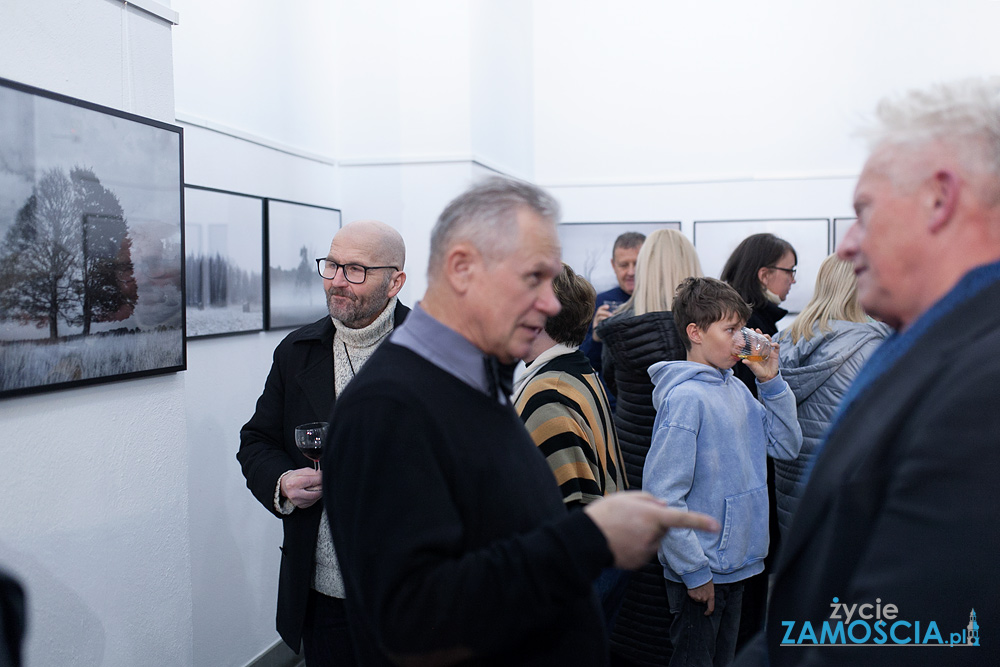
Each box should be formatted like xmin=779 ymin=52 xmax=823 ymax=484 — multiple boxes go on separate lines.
xmin=597 ymin=309 xmax=686 ymax=665
xmin=598 ymin=309 xmax=686 ymax=488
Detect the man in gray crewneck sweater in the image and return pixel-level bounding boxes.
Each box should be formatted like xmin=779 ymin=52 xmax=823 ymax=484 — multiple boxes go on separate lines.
xmin=239 ymin=220 xmax=409 ymax=666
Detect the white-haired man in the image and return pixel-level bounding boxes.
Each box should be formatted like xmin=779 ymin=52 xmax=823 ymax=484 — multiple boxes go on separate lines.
xmin=239 ymin=220 xmax=408 ymax=665
xmin=325 ymin=177 xmax=718 ymax=666
xmin=737 ymin=79 xmax=1000 ymax=666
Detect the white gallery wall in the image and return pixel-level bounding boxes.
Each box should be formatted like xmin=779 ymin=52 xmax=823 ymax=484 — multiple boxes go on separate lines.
xmin=333 ymin=0 xmax=535 ymax=301
xmin=0 ymin=2 xmax=195 ymax=666
xmin=533 ymin=0 xmax=1000 ymax=229
xmin=2 ymin=1 xmax=1000 ymax=666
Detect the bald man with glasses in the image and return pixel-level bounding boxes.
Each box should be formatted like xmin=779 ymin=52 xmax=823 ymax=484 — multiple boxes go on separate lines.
xmin=239 ymin=220 xmax=409 ymax=666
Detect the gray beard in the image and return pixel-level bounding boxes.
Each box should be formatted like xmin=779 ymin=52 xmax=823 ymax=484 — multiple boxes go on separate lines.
xmin=327 ymin=284 xmax=390 ymax=329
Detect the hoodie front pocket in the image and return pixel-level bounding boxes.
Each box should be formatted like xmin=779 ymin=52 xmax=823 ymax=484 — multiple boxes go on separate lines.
xmin=717 ymin=485 xmax=769 ymax=572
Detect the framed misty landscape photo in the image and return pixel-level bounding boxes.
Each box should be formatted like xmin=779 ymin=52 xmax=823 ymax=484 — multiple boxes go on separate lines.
xmin=265 ymin=198 xmax=341 ymax=330
xmin=184 ymin=185 xmax=264 ymax=338
xmin=0 ymin=77 xmax=185 ymax=398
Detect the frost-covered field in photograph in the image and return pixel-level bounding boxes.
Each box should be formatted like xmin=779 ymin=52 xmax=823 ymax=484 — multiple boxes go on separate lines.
xmin=185 ymin=304 xmax=262 ymax=337
xmin=0 ymin=329 xmax=183 ymax=393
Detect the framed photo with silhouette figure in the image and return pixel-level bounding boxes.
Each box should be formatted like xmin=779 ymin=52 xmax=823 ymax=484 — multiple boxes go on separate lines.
xmin=264 ymin=198 xmax=341 ymax=330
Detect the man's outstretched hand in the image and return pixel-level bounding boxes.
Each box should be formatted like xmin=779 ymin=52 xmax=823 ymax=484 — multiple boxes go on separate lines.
xmin=584 ymin=491 xmax=719 ymax=569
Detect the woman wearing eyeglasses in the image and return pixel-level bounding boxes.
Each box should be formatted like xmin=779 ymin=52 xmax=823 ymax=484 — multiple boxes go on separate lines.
xmin=718 ymin=231 xmax=798 ymax=654
xmin=721 ymin=233 xmax=798 ymax=380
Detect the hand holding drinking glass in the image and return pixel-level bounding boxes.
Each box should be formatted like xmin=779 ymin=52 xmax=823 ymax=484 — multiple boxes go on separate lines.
xmin=295 ymin=422 xmax=329 ymax=471
xmin=731 ymin=327 xmax=772 ymax=362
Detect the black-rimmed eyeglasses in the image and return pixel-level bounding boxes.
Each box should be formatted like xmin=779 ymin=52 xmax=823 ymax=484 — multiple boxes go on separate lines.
xmin=315 ymin=258 xmax=399 ymax=284
xmin=768 ymin=266 xmax=797 ymax=278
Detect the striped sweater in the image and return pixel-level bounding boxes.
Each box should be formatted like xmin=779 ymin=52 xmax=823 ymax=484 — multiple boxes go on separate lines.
xmin=514 ymin=347 xmax=627 ymax=509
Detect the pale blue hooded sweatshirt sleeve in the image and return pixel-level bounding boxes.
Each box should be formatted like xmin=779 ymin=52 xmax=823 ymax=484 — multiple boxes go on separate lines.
xmin=644 ymin=361 xmax=801 ymax=588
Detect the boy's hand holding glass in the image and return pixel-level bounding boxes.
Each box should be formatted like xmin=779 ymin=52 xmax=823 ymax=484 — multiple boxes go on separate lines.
xmin=732 ymin=327 xmax=779 ymax=382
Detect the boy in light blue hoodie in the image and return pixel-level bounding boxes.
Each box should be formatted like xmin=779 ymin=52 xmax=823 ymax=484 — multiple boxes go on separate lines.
xmin=646 ymin=277 xmax=801 ymax=667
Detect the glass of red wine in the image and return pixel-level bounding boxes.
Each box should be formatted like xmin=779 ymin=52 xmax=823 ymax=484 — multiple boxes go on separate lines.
xmin=294 ymin=422 xmax=329 ymax=471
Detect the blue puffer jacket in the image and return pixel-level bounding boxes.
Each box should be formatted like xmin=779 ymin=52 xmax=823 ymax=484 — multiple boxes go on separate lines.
xmin=774 ymin=320 xmax=891 ymax=537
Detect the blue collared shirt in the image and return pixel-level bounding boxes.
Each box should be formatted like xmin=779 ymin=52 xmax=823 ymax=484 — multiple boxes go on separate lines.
xmin=391 ymin=303 xmax=503 ymax=402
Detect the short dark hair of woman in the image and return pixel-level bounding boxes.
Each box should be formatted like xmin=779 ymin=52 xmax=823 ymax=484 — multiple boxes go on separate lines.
xmin=720 ymin=233 xmax=797 ymax=310
xmin=545 ymin=263 xmax=597 ymax=347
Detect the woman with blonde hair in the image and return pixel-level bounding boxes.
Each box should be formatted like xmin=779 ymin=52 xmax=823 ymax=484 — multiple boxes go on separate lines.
xmin=595 ymin=228 xmax=703 ymax=666
xmin=774 ymin=254 xmax=891 ymax=537
xmin=618 ymin=228 xmax=704 ymax=317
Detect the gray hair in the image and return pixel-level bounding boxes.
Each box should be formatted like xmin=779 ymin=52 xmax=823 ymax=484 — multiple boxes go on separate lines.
xmin=428 ymin=176 xmax=561 ymax=277
xmin=613 ymin=231 xmax=646 ymax=253
xmin=861 ymin=78 xmax=1000 ymax=185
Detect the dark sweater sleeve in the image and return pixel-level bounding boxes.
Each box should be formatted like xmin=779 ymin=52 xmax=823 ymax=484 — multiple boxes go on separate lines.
xmin=327 ymin=390 xmax=612 ymax=660
xmin=237 ymin=343 xmax=297 ymax=515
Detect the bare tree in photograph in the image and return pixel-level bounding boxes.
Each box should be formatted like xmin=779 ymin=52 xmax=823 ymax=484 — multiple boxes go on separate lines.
xmin=580 ymin=246 xmax=602 ymax=284
xmin=0 ymin=169 xmax=82 ymax=338
xmin=0 ymin=166 xmax=137 ymax=339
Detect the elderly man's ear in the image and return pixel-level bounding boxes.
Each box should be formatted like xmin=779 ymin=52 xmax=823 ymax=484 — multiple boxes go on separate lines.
xmin=928 ymin=169 xmax=960 ymax=234
xmin=442 ymin=242 xmax=481 ymax=295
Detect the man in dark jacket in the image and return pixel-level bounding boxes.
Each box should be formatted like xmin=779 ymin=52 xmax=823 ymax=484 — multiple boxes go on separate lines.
xmin=736 ymin=78 xmax=1000 ymax=666
xmin=239 ymin=220 xmax=408 ymax=665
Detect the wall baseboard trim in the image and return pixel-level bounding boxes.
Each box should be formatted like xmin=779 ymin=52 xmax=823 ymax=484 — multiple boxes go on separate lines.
xmin=244 ymin=640 xmax=302 ymax=667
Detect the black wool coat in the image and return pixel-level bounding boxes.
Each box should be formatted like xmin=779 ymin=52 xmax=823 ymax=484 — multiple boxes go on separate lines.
xmin=237 ymin=301 xmax=409 ymax=651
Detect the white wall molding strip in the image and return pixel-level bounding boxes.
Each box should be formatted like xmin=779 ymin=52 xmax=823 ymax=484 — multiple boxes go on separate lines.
xmin=119 ymin=0 xmax=179 ymax=25
xmin=540 ymin=172 xmax=860 ymax=189
xmin=174 ymin=112 xmax=339 ymax=166
xmin=338 ymin=154 xmax=527 ymax=181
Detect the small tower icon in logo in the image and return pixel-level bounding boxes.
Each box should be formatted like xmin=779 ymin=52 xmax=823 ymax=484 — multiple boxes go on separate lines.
xmin=967 ymin=609 xmax=980 ymax=646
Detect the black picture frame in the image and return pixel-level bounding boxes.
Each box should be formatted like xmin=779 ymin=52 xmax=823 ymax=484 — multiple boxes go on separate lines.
xmin=558 ymin=221 xmax=682 ymax=294
xmin=184 ymin=185 xmax=265 ymax=338
xmin=264 ymin=198 xmax=342 ymax=330
xmin=0 ymin=77 xmax=185 ymax=398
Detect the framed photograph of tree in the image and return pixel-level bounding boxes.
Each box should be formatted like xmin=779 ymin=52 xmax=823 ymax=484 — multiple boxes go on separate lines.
xmin=265 ymin=198 xmax=341 ymax=330
xmin=184 ymin=185 xmax=264 ymax=338
xmin=0 ymin=77 xmax=185 ymax=398
xmin=557 ymin=221 xmax=682 ymax=294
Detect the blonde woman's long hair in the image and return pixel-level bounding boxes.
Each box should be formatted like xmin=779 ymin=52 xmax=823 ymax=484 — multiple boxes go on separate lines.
xmin=785 ymin=254 xmax=868 ymax=343
xmin=622 ymin=229 xmax=704 ymax=317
